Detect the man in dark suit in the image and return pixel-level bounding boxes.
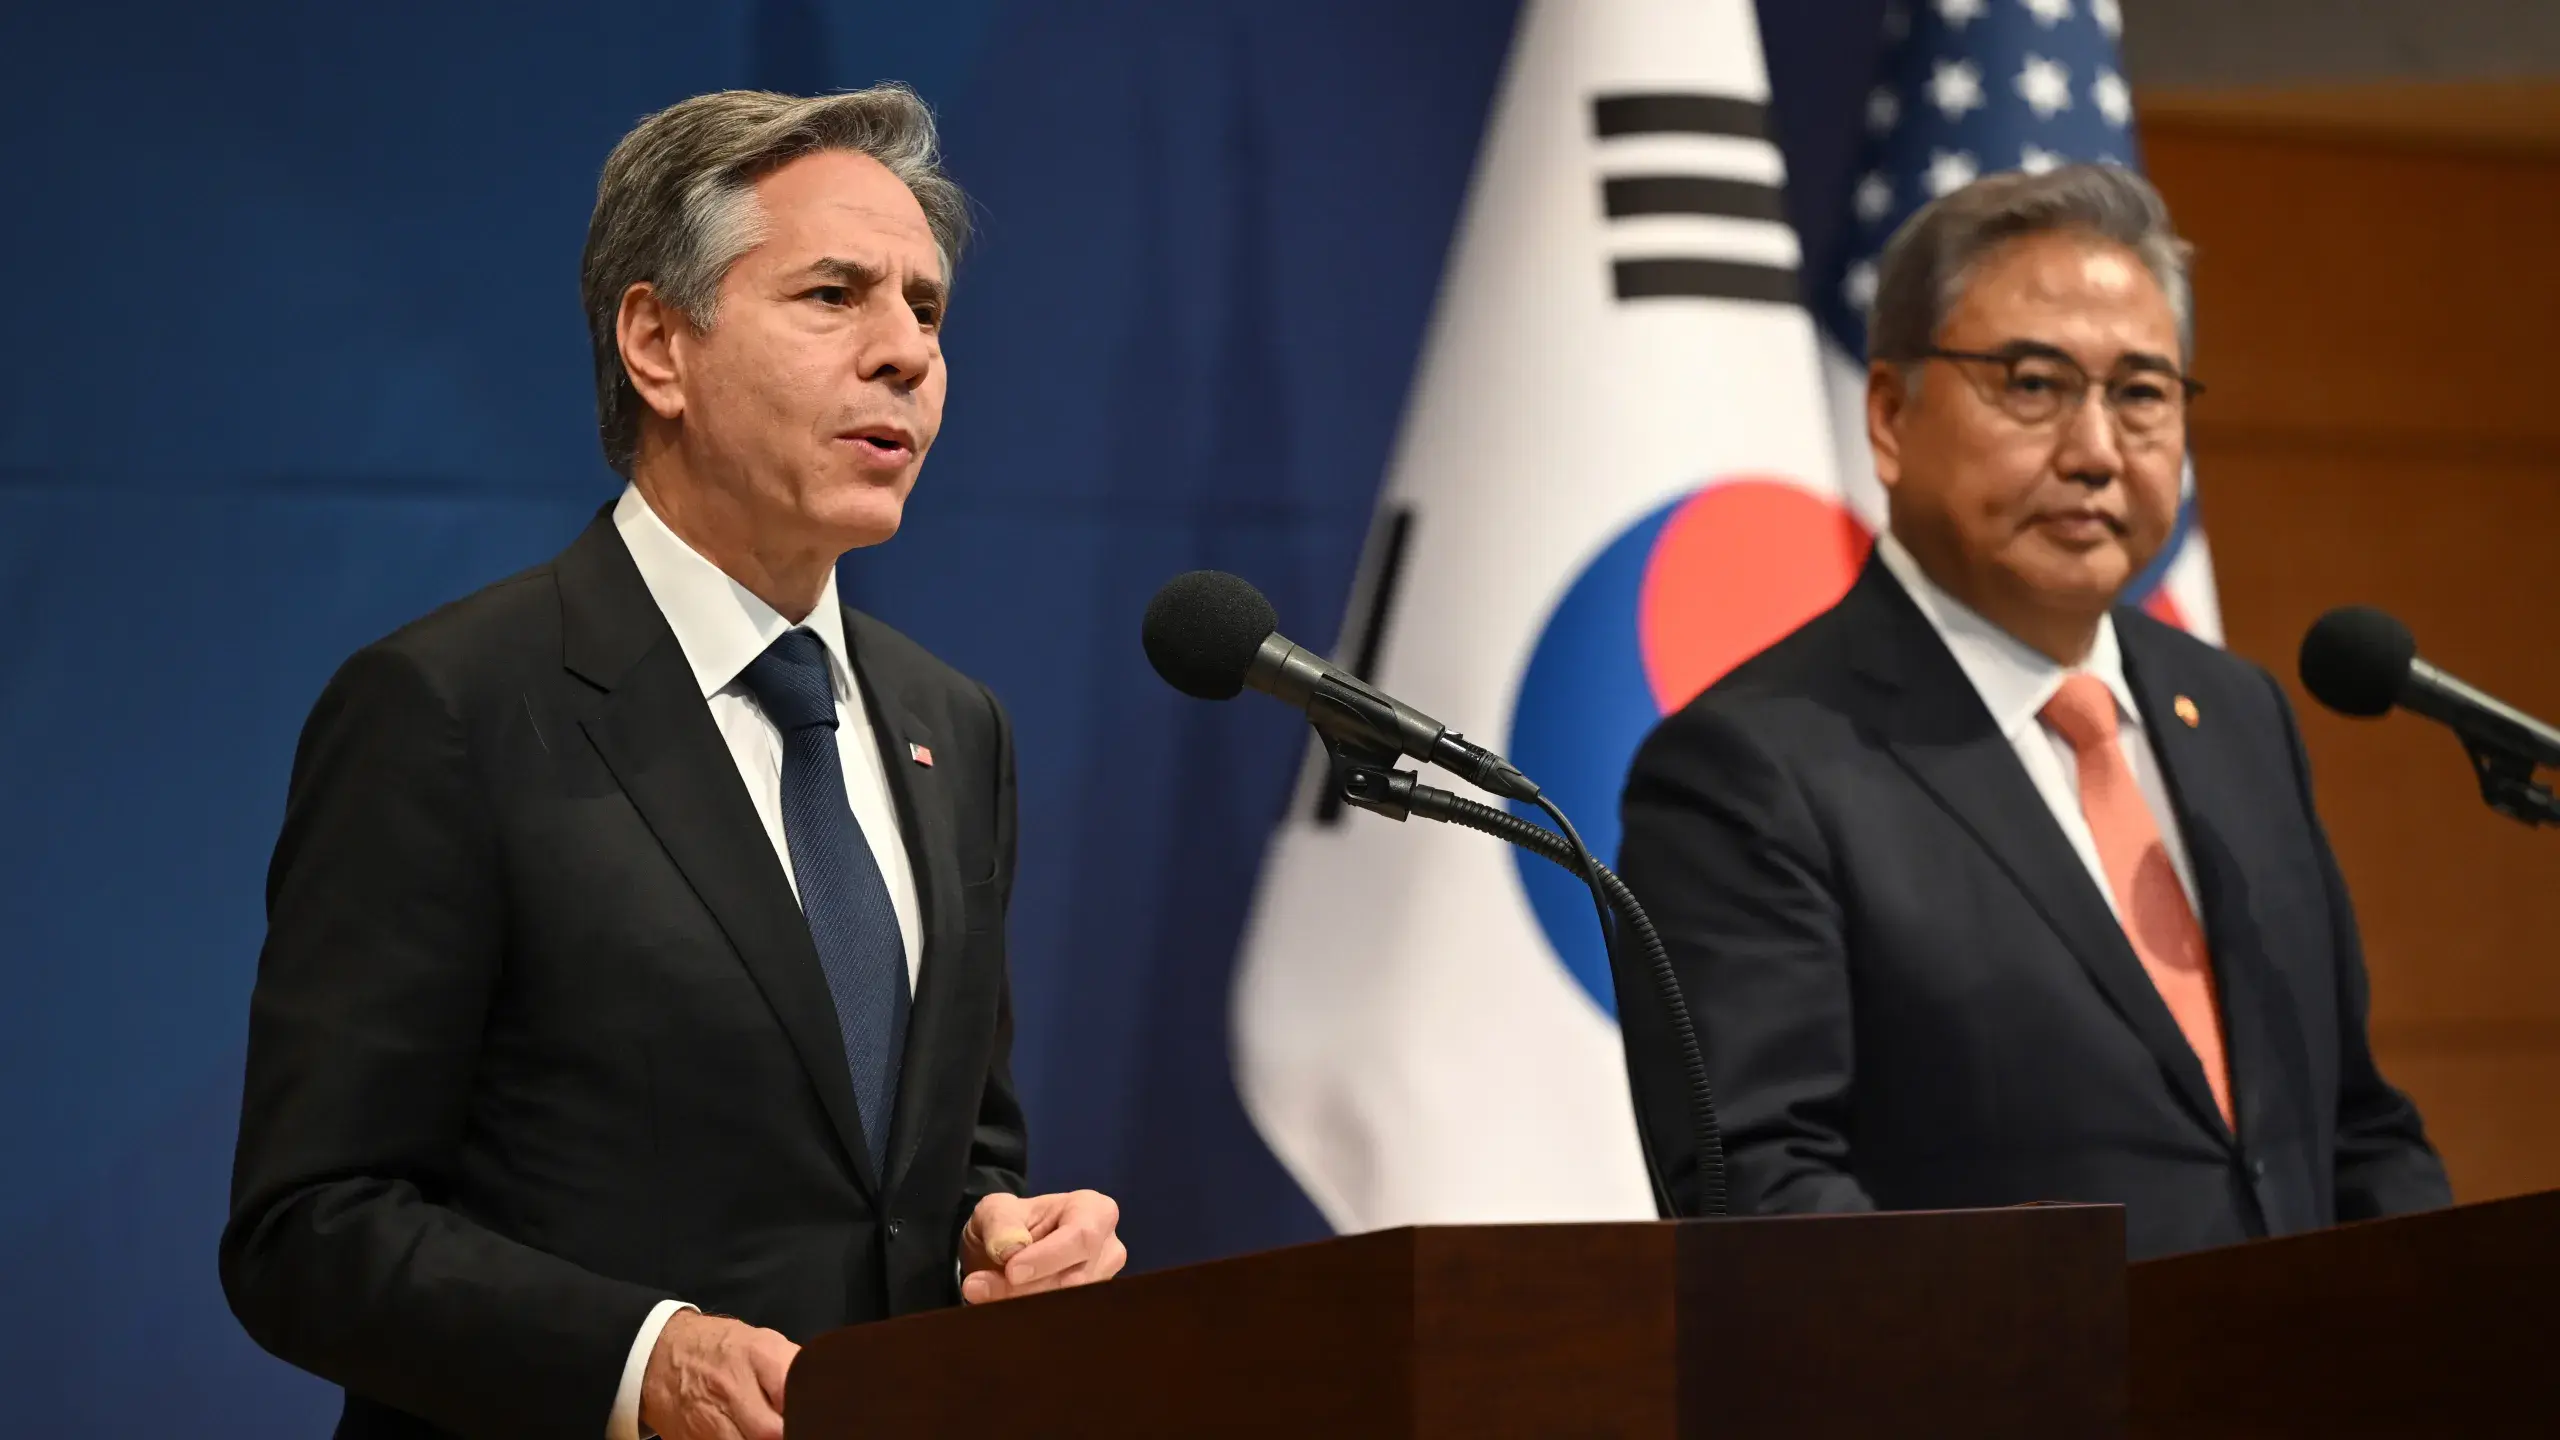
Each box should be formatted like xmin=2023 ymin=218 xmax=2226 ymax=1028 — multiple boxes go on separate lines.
xmin=1616 ymin=164 xmax=2448 ymax=1259
xmin=223 ymin=87 xmax=1125 ymax=1440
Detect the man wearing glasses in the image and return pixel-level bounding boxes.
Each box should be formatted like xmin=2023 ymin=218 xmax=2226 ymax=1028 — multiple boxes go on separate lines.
xmin=1614 ymin=165 xmax=2448 ymax=1258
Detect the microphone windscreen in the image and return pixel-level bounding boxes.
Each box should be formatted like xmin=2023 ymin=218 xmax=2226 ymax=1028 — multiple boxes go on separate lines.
xmin=2299 ymin=605 xmax=2417 ymax=718
xmin=1142 ymin=570 xmax=1278 ymax=700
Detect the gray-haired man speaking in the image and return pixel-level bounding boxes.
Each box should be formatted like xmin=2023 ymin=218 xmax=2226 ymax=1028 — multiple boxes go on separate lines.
xmin=223 ymin=87 xmax=1124 ymax=1440
xmin=1615 ymin=164 xmax=2448 ymax=1258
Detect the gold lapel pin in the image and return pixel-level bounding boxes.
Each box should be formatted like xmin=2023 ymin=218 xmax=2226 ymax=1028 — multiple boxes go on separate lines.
xmin=2174 ymin=695 xmax=2200 ymax=728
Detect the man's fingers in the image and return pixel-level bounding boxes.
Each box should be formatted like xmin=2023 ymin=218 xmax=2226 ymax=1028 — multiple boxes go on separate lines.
xmin=978 ymin=1259 xmax=1091 ymax=1301
xmin=697 ymin=1391 xmax=765 ymax=1440
xmin=965 ymin=1190 xmax=1127 ymax=1302
xmin=971 ymin=1190 xmax=1032 ymax=1237
xmin=1003 ymin=1191 xmax=1119 ymax=1283
xmin=966 ymin=1240 xmax=1127 ymax=1306
xmin=747 ymin=1330 xmax=799 ymax=1410
xmin=734 ymin=1394 xmax=786 ymax=1440
xmin=724 ymin=1351 xmax=789 ymax=1440
xmin=1002 ymin=1228 xmax=1087 ymax=1283
xmin=987 ymin=1223 xmax=1036 ymax=1265
xmin=965 ymin=1191 xmax=1036 ymax=1268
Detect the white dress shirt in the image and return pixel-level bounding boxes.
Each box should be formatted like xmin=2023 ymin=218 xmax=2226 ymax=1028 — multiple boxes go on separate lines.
xmin=603 ymin=483 xmax=926 ymax=1440
xmin=1873 ymin=531 xmax=2201 ymax=921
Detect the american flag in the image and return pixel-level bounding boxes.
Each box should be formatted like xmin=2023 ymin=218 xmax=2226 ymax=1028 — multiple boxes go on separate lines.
xmin=1810 ymin=0 xmax=2222 ymax=638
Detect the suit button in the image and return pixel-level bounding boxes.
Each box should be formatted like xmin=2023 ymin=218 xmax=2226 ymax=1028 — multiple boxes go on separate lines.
xmin=887 ymin=1217 xmax=905 ymax=1239
xmin=2249 ymin=1158 xmax=2267 ymax=1180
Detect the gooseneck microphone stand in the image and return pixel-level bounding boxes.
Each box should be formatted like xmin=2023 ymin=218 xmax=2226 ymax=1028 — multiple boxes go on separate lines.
xmin=1319 ymin=729 xmax=1729 ymax=1221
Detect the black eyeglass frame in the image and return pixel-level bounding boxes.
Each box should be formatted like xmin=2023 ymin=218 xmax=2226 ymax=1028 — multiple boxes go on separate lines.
xmin=1900 ymin=342 xmax=2206 ymax=432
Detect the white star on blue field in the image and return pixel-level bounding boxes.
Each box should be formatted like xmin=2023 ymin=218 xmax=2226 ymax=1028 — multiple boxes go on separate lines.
xmin=1820 ymin=0 xmax=2141 ymax=359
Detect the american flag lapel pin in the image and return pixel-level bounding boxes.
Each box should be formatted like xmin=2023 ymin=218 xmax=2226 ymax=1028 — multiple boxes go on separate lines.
xmin=2174 ymin=696 xmax=2200 ymax=728
xmin=908 ymin=741 xmax=935 ymax=767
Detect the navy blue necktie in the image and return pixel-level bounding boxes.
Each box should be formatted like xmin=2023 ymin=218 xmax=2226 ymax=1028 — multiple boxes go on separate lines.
xmin=739 ymin=628 xmax=910 ymax=1176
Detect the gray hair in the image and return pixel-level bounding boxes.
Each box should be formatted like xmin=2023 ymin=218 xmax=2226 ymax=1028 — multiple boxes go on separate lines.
xmin=1868 ymin=163 xmax=2193 ymax=372
xmin=580 ymin=85 xmax=970 ymax=477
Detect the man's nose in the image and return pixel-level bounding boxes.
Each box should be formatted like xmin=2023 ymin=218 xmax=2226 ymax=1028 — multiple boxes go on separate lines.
xmin=2052 ymin=385 xmax=2125 ymax=486
xmin=861 ymin=303 xmax=934 ymax=387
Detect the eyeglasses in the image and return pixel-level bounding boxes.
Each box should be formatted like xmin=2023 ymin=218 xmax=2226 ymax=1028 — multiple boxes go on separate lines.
xmin=1910 ymin=344 xmax=2204 ymax=438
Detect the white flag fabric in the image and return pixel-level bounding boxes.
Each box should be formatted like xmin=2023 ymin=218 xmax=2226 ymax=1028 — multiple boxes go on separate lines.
xmin=1231 ymin=0 xmax=1858 ymax=1231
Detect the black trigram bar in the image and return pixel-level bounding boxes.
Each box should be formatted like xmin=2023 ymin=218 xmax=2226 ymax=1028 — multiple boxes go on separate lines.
xmin=1612 ymin=258 xmax=1801 ymax=305
xmin=1602 ymin=175 xmax=1787 ymax=223
xmin=1313 ymin=504 xmax=1415 ymax=826
xmin=1591 ymin=93 xmax=1770 ymax=140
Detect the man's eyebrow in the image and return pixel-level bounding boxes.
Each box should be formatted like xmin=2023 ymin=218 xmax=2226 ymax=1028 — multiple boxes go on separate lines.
xmin=794 ymin=256 xmax=886 ymax=287
xmin=1989 ymin=339 xmax=2077 ymax=363
xmin=1991 ymin=339 xmax=2182 ymax=374
xmin=790 ymin=256 xmax=947 ymax=310
xmin=903 ymin=273 xmax=949 ymax=311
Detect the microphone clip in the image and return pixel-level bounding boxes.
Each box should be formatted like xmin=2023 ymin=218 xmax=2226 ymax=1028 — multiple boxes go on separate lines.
xmin=2462 ymin=738 xmax=2560 ymax=828
xmin=1319 ymin=729 xmax=1423 ymax=823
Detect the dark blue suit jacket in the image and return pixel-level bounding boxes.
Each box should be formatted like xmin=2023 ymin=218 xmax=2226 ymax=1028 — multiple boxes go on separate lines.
xmin=224 ymin=510 xmax=1028 ymax=1437
xmin=1616 ymin=556 xmax=2449 ymax=1258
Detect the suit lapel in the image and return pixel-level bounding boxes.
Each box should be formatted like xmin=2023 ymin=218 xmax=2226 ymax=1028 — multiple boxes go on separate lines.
xmin=844 ymin=609 xmax=968 ymax=1195
xmin=1846 ymin=561 xmax=2232 ymax=1142
xmin=2119 ymin=624 xmax=2291 ymax=1154
xmin=557 ymin=512 xmax=884 ymax=1196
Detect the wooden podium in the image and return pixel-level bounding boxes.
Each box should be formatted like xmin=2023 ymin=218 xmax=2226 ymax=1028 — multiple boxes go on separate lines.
xmin=790 ymin=1206 xmax=2125 ymax=1437
xmin=2130 ymin=1190 xmax=2560 ymax=1438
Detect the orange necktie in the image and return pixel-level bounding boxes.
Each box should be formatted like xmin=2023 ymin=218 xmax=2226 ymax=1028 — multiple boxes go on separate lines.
xmin=2040 ymin=674 xmax=2234 ymax=1127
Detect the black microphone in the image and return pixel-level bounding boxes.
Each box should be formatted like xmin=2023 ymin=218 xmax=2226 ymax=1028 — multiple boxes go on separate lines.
xmin=1140 ymin=567 xmax=1729 ymax=1219
xmin=2299 ymin=606 xmax=2560 ymax=769
xmin=1141 ymin=570 xmax=1539 ymax=801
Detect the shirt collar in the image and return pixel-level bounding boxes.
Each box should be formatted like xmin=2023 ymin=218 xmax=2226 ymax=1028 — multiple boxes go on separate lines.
xmin=1874 ymin=529 xmax=2139 ymax=742
xmin=612 ymin=483 xmax=854 ymax=702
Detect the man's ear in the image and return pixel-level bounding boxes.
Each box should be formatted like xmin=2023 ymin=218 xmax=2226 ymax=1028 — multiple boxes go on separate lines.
xmin=1866 ymin=361 xmax=1909 ymax=494
xmin=617 ymin=283 xmax=687 ymax=423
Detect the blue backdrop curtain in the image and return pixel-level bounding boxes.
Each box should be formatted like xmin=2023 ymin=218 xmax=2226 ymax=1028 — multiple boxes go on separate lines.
xmin=0 ymin=1 xmax=1881 ymax=1429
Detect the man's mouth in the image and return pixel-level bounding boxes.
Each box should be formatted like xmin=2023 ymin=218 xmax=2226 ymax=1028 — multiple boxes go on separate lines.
xmin=838 ymin=426 xmax=917 ymax=465
xmin=2036 ymin=508 xmax=2125 ymax=536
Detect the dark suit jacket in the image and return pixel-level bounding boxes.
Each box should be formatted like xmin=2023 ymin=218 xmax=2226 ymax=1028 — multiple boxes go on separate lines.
xmin=222 ymin=509 xmax=1028 ymax=1438
xmin=1616 ymin=556 xmax=2449 ymax=1259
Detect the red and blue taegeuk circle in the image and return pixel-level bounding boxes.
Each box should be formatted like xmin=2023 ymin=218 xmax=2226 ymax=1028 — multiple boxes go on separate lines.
xmin=1502 ymin=478 xmax=1871 ymax=1015
xmin=1502 ymin=475 xmax=2200 ymax=1013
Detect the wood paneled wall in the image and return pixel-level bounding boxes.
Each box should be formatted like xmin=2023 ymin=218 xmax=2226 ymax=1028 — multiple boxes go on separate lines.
xmin=2142 ymin=123 xmax=2560 ymax=1200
